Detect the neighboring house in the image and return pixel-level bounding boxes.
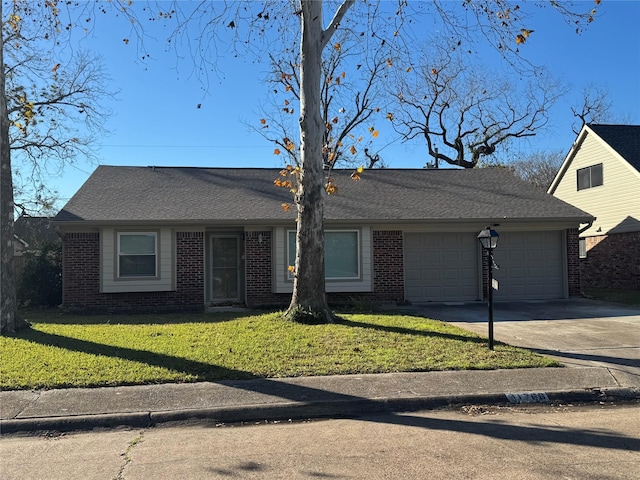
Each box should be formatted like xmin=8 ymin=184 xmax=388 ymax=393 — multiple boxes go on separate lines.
xmin=13 ymin=234 xmax=29 ymax=257
xmin=13 ymin=216 xmax=61 ymax=257
xmin=13 ymin=216 xmax=63 ymax=307
xmin=548 ymin=124 xmax=640 ymax=291
xmin=53 ymin=166 xmax=592 ymax=313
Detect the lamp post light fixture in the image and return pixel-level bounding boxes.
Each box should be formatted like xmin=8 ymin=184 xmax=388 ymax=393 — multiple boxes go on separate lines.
xmin=477 ymin=227 xmax=499 ymax=350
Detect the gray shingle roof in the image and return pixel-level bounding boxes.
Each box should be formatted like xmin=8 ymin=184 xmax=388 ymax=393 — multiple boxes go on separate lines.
xmin=589 ymin=124 xmax=640 ymax=171
xmin=54 ymin=166 xmax=592 ymax=225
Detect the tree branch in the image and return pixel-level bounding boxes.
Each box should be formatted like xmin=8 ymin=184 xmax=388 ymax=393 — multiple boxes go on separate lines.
xmin=321 ymin=0 xmax=356 ymax=49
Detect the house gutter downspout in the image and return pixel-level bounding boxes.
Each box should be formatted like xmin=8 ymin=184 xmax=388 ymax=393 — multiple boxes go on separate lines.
xmin=578 ymin=219 xmax=595 ymax=235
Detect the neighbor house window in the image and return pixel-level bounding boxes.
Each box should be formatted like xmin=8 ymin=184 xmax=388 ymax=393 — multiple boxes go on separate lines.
xmin=118 ymin=232 xmax=157 ymax=277
xmin=288 ymin=230 xmax=360 ymax=280
xmin=579 ymin=238 xmax=587 ymax=258
xmin=577 ymin=163 xmax=603 ymax=191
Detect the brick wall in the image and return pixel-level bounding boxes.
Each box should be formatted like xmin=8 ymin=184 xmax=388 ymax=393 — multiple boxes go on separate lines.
xmin=175 ymin=232 xmax=206 ymax=307
xmin=372 ymin=230 xmax=404 ymax=302
xmin=62 ymin=232 xmax=101 ymax=307
xmin=581 ymin=231 xmax=640 ymax=290
xmin=244 ymin=229 xmax=406 ymax=308
xmin=566 ymin=228 xmax=581 ymax=296
xmin=62 ymin=231 xmax=205 ymax=313
xmin=245 ymin=231 xmax=289 ymax=307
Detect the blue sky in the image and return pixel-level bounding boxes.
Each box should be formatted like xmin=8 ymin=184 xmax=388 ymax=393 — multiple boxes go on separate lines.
xmin=39 ymin=0 xmax=640 ymax=208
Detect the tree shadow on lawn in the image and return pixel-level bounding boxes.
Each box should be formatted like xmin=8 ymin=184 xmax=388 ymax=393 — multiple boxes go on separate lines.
xmin=335 ymin=316 xmax=489 ymax=345
xmin=25 ymin=309 xmax=490 ymax=346
xmin=17 ymin=329 xmax=257 ymax=383
xmin=13 ymin=330 xmax=640 ymax=452
xmin=21 ymin=309 xmax=256 ymax=326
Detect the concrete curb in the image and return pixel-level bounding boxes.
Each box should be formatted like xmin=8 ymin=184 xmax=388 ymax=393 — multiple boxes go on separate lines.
xmin=1 ymin=412 xmax=152 ymax=435
xmin=3 ymin=387 xmax=638 ymax=435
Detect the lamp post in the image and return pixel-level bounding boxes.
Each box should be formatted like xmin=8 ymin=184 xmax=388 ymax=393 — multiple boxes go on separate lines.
xmin=477 ymin=227 xmax=499 ymax=350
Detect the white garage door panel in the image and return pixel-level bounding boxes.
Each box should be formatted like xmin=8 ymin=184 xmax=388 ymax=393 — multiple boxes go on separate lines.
xmin=493 ymin=231 xmax=564 ymax=300
xmin=404 ymin=233 xmax=479 ymax=302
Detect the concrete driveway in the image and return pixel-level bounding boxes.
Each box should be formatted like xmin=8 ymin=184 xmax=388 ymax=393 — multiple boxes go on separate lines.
xmin=406 ymin=298 xmax=640 ymax=385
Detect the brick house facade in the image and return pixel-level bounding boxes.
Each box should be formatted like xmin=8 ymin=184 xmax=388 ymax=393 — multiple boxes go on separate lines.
xmin=62 ymin=231 xmax=205 ymax=313
xmin=62 ymin=229 xmax=407 ymax=313
xmin=55 ymin=167 xmax=591 ymax=313
xmin=548 ymin=124 xmax=640 ymax=293
xmin=581 ymin=232 xmax=640 ymax=290
xmin=62 ymin=226 xmax=582 ymax=313
xmin=226 ymin=229 xmax=405 ymax=309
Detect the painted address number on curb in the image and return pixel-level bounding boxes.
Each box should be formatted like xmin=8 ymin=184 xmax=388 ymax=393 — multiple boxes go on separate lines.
xmin=505 ymin=392 xmax=550 ymax=404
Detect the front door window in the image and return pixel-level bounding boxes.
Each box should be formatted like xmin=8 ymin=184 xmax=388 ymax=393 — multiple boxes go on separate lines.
xmin=211 ymin=236 xmax=239 ymax=301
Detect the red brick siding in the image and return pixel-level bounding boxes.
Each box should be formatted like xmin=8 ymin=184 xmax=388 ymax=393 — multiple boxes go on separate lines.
xmin=566 ymin=228 xmax=581 ymax=296
xmin=175 ymin=232 xmax=206 ymax=307
xmin=245 ymin=231 xmax=289 ymax=307
xmin=62 ymin=232 xmax=101 ymax=307
xmin=61 ymin=231 xmax=205 ymax=313
xmin=244 ymin=229 xmax=405 ymax=308
xmin=581 ymin=231 xmax=640 ymax=290
xmin=372 ymin=230 xmax=404 ymax=302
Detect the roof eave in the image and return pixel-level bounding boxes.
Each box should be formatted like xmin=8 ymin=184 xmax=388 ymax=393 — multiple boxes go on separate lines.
xmin=54 ymin=215 xmax=594 ymax=229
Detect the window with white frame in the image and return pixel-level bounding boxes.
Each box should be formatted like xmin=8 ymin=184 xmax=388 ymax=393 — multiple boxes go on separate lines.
xmin=577 ymin=163 xmax=603 ymax=191
xmin=287 ymin=230 xmax=360 ymax=280
xmin=117 ymin=232 xmax=157 ymax=277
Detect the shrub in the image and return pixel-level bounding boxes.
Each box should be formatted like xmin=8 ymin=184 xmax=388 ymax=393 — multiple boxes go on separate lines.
xmin=17 ymin=242 xmax=62 ymax=307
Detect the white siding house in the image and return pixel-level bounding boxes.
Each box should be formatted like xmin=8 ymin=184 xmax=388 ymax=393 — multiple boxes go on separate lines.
xmin=548 ymin=124 xmax=640 ymax=290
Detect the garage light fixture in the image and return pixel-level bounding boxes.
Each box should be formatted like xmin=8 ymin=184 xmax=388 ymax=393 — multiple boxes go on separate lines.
xmin=477 ymin=227 xmax=499 ymax=250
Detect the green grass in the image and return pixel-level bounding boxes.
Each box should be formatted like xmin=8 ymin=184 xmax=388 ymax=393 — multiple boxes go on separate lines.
xmin=0 ymin=309 xmax=558 ymax=390
xmin=583 ymin=288 xmax=640 ymax=305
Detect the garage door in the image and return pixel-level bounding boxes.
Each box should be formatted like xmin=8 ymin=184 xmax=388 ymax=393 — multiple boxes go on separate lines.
xmin=492 ymin=231 xmax=565 ymax=300
xmin=404 ymin=232 xmax=479 ymax=302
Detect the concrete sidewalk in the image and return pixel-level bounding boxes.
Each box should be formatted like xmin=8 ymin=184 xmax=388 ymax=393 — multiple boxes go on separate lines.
xmin=2 ymin=366 xmax=639 ymax=434
xmin=3 ymin=298 xmax=639 ymax=434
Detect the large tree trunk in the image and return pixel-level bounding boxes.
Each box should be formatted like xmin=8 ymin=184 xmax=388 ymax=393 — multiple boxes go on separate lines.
xmin=0 ymin=3 xmax=25 ymax=333
xmin=285 ymin=0 xmax=333 ymax=323
xmin=285 ymin=0 xmax=353 ymax=324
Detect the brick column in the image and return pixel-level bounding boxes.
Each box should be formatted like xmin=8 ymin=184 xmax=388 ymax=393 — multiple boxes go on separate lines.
xmin=566 ymin=228 xmax=581 ymax=296
xmin=62 ymin=232 xmax=100 ymax=309
xmin=245 ymin=231 xmax=287 ymax=307
xmin=175 ymin=231 xmax=205 ymax=307
xmin=372 ymin=230 xmax=404 ymax=302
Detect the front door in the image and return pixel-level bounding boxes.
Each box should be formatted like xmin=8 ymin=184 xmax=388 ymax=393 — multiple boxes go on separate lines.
xmin=210 ymin=236 xmax=240 ymax=303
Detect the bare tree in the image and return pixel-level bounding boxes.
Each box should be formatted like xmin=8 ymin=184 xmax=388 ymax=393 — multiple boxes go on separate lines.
xmin=508 ymin=150 xmax=565 ymax=191
xmin=392 ymin=38 xmax=565 ymax=169
xmin=1 ymin=2 xmax=111 ymax=333
xmin=571 ymin=84 xmax=613 ymax=134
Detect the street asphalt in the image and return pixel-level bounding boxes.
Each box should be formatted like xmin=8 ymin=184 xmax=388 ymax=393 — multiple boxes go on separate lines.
xmin=2 ymin=298 xmax=639 ymax=434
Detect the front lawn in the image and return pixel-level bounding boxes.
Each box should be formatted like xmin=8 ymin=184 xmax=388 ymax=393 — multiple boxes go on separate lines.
xmin=0 ymin=310 xmax=558 ymax=390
